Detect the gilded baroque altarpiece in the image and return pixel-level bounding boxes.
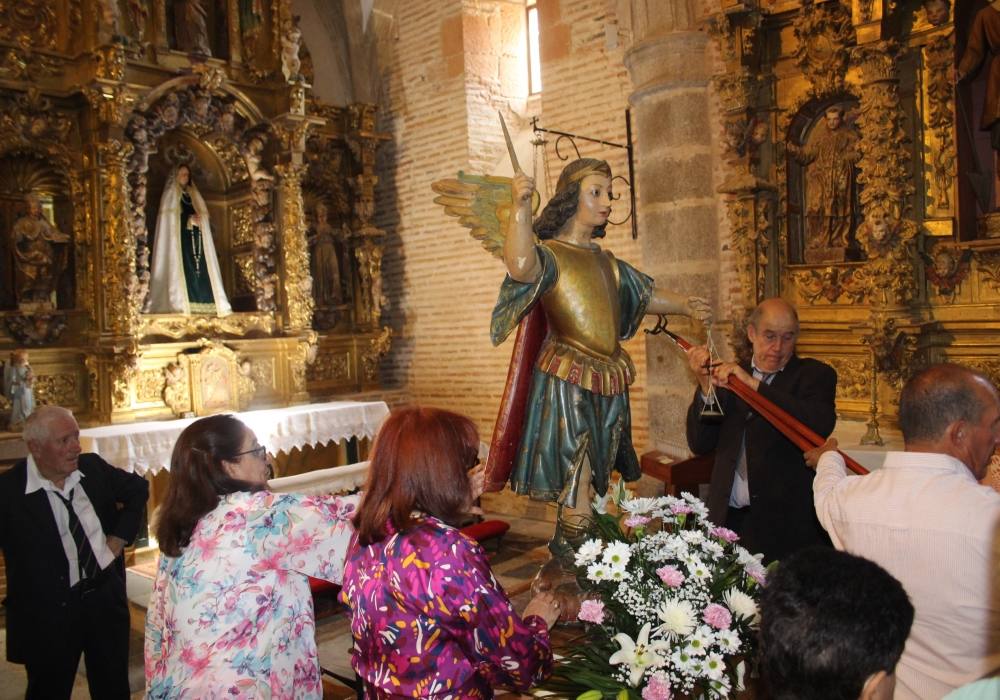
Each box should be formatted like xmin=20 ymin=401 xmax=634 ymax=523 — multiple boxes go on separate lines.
xmin=0 ymin=0 xmax=390 ymax=424
xmin=708 ymin=0 xmax=1000 ymax=439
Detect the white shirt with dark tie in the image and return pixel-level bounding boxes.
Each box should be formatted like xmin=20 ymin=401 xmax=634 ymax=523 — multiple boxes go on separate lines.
xmin=24 ymin=455 xmax=114 ymax=586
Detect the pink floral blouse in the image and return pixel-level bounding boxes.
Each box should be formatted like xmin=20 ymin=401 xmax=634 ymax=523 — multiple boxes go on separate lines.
xmin=341 ymin=516 xmax=552 ymax=698
xmin=145 ymin=490 xmax=357 ymax=699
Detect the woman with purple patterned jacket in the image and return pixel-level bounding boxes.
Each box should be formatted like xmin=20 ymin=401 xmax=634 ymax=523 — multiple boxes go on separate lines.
xmin=341 ymin=406 xmax=560 ymax=699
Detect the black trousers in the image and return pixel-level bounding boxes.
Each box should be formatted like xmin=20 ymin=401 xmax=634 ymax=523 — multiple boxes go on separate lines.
xmin=23 ymin=570 xmax=131 ymax=700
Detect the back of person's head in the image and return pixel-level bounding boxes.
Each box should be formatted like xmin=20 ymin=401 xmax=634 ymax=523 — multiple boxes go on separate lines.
xmin=154 ymin=414 xmax=263 ymax=556
xmin=759 ymin=547 xmax=914 ymax=700
xmin=354 ymin=406 xmax=478 ymax=546
xmin=898 ymin=363 xmax=993 ymax=444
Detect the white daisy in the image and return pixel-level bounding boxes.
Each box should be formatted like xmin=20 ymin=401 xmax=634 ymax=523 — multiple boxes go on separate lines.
xmin=602 ymin=541 xmax=632 ymax=568
xmin=586 ymin=562 xmax=610 ymax=583
xmin=703 ymin=652 xmax=726 ymax=681
xmin=716 ymin=628 xmax=742 ymax=653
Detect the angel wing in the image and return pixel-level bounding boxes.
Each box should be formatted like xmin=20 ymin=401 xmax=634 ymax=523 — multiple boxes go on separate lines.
xmin=431 ymin=171 xmax=539 ymax=259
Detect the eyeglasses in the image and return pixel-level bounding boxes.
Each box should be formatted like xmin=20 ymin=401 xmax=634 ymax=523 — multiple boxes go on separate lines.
xmin=234 ymin=445 xmax=267 ymax=460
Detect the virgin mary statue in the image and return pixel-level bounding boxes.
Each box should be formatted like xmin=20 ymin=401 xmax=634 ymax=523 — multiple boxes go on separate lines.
xmin=145 ymin=164 xmax=232 ymax=315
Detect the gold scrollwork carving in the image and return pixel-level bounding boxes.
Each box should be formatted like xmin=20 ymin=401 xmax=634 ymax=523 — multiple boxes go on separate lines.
xmin=162 ymin=360 xmax=191 ymax=416
xmin=923 ymin=32 xmax=956 ymax=214
xmin=793 ymin=266 xmax=867 ymax=305
xmin=792 ymin=0 xmax=854 ymax=98
xmin=275 ymin=162 xmax=314 ymax=331
xmin=136 ymin=368 xmax=164 ymax=403
xmin=362 ymin=326 xmax=392 ymax=382
xmin=826 ymin=356 xmax=869 ymax=401
xmin=94 ymin=44 xmax=126 ymax=81
xmin=98 ymin=140 xmax=140 ymax=337
xmin=307 ymin=349 xmax=351 ymax=382
xmin=33 ymin=373 xmax=79 ymax=408
xmin=0 ymin=47 xmax=64 ymax=80
xmin=138 ymin=313 xmax=278 ymax=340
xmin=232 ymin=204 xmax=255 ymax=247
xmin=0 ymin=1 xmax=57 ymax=50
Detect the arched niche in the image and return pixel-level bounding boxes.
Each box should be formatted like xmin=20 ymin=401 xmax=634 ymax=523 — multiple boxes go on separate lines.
xmin=785 ymin=96 xmax=863 ymax=265
xmin=0 ymin=151 xmax=76 ymax=311
xmin=126 ymin=82 xmax=278 ymax=319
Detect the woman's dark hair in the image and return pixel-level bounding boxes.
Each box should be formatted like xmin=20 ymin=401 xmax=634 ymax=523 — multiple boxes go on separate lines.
xmin=353 ymin=406 xmax=478 ymax=546
xmin=533 ymin=158 xmax=612 ymax=240
xmin=154 ymin=414 xmax=264 ymax=556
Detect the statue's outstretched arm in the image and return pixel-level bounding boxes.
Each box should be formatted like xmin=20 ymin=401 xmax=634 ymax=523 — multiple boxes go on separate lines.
xmin=503 ymin=172 xmax=542 ymax=283
xmin=647 ymin=285 xmax=712 ymax=322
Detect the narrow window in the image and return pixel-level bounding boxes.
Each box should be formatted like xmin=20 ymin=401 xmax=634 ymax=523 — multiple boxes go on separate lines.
xmin=527 ymin=1 xmax=542 ymax=94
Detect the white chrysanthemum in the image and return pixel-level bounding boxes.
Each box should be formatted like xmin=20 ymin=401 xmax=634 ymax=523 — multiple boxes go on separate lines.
xmin=724 ymin=587 xmax=759 ymax=624
xmin=602 ymin=541 xmax=632 ymax=568
xmin=716 ymin=628 xmax=741 ymax=653
xmin=574 ymin=538 xmax=604 ymax=566
xmin=620 ymin=497 xmax=661 ymax=515
xmin=701 ymin=540 xmax=724 ymax=560
xmin=680 ymin=530 xmax=705 ymax=546
xmin=608 ymin=564 xmax=631 ymax=582
xmin=587 ymin=562 xmax=610 ymax=582
xmin=657 ymin=599 xmax=697 ymax=639
xmin=685 ymin=625 xmax=714 ymax=656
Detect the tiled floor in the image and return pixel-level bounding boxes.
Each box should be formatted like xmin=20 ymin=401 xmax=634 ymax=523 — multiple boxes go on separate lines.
xmin=0 ymin=515 xmax=555 ymax=699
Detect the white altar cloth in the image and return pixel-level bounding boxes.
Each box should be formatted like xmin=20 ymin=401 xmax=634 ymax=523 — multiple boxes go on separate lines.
xmin=79 ymin=400 xmax=390 ymax=476
xmin=267 ymin=461 xmax=370 ymax=496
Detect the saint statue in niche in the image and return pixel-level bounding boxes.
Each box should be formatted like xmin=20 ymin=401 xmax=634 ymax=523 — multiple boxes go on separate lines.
xmin=145 ymin=164 xmax=232 ymax=315
xmin=4 ymin=349 xmax=34 ymax=431
xmin=788 ymin=105 xmax=860 ymax=263
xmin=11 ymin=192 xmax=70 ymax=311
xmin=957 ymin=0 xmax=1000 ymax=214
xmin=309 ymin=201 xmax=342 ymax=307
xmin=173 ymin=0 xmax=212 ymax=56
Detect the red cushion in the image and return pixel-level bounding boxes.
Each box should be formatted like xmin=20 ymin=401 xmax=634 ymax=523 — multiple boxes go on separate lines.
xmin=460 ymin=520 xmax=510 ymax=543
xmin=308 ymin=576 xmax=340 ymax=595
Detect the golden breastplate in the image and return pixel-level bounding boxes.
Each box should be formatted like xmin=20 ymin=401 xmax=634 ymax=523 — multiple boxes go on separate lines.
xmin=542 ymin=240 xmax=621 ymax=357
xmin=537 ymin=240 xmax=634 ymax=396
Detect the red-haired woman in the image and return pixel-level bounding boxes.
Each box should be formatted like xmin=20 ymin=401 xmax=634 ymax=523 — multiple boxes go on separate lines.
xmin=144 ymin=414 xmax=356 ymax=699
xmin=341 ymin=406 xmax=560 ymax=698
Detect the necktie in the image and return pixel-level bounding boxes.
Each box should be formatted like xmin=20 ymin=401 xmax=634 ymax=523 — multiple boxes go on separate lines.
xmin=54 ymin=489 xmax=102 ymax=582
xmin=736 ymin=370 xmax=776 ymax=482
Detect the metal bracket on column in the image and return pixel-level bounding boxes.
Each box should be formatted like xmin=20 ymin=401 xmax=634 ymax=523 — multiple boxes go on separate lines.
xmin=530 ymin=109 xmax=638 ymax=239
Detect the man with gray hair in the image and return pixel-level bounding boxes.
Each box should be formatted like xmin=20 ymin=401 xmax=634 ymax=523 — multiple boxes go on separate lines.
xmin=0 ymin=406 xmax=148 ymax=698
xmin=687 ymin=297 xmax=837 ymax=563
xmin=811 ymin=363 xmax=1000 ymax=698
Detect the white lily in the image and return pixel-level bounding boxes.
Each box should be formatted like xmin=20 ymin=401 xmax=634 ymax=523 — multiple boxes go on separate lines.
xmin=607 ymin=622 xmax=671 ymax=687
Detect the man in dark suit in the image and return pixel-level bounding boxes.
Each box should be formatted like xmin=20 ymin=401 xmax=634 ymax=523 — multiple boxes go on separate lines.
xmin=0 ymin=405 xmax=149 ymax=699
xmin=685 ymin=298 xmax=836 ymax=563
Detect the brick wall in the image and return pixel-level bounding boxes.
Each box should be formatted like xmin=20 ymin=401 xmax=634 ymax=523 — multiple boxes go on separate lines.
xmin=375 ymin=0 xmax=650 ymax=456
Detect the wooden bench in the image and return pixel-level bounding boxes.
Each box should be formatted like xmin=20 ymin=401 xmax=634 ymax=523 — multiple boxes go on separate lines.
xmin=640 ymin=450 xmax=714 ymax=498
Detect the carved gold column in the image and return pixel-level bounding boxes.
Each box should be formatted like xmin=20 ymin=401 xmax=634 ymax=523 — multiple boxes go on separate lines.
xmin=706 ymin=2 xmax=773 ymax=333
xmin=348 ymin=103 xmax=388 ymax=330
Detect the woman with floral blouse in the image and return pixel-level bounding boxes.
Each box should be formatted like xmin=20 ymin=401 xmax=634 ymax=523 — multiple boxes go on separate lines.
xmin=144 ymin=414 xmax=357 ymax=699
xmin=341 ymin=406 xmax=560 ymax=699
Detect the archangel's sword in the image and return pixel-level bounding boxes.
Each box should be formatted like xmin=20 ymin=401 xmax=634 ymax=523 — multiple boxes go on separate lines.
xmin=483 ymin=111 xmax=548 ymax=491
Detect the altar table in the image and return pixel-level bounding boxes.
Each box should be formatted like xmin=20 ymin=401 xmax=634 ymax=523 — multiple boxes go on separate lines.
xmin=79 ymin=400 xmax=390 ymax=476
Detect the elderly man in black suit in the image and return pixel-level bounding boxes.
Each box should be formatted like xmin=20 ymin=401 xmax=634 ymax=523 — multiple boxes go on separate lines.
xmin=685 ymin=298 xmax=836 ymax=563
xmin=0 ymin=405 xmax=149 ymax=699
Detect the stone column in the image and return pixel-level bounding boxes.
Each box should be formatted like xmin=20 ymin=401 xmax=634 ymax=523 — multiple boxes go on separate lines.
xmin=624 ymin=1 xmax=718 ymax=454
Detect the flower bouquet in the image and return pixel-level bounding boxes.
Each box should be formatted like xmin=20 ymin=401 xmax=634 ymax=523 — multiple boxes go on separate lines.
xmin=542 ymin=483 xmax=767 ymax=699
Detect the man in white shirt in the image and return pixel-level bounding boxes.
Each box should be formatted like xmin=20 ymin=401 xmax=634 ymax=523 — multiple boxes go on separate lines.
xmin=0 ymin=406 xmax=149 ymax=699
xmin=812 ymin=364 xmax=1000 ymax=699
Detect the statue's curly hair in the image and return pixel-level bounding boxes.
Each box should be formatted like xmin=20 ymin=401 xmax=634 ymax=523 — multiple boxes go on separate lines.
xmin=533 ymin=158 xmax=612 ymax=240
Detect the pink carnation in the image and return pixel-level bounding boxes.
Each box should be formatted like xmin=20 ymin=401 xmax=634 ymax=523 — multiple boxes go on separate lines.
xmin=642 ymin=671 xmax=672 ymax=700
xmin=747 ymin=564 xmax=767 ymax=585
xmin=703 ymin=603 xmax=732 ymax=630
xmin=577 ymin=599 xmax=606 ymax=624
xmin=624 ymin=514 xmax=651 ymax=528
xmin=656 ymin=565 xmax=685 ymax=588
xmin=670 ymin=503 xmax=693 ymax=515
xmin=710 ymin=526 xmax=740 ymax=543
